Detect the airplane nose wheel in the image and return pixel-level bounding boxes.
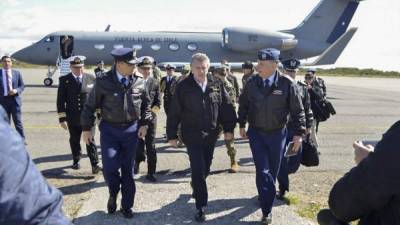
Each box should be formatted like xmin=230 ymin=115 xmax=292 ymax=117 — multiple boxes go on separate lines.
xmin=44 ymin=78 xmax=53 ymax=86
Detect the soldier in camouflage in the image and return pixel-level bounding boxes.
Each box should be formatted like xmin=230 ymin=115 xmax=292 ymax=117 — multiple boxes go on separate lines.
xmin=213 ymin=64 xmax=239 ymax=173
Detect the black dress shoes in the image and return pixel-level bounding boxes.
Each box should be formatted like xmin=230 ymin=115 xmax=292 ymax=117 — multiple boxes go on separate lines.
xmin=121 ymin=208 xmax=134 ymax=218
xmin=92 ymin=165 xmax=102 ymax=174
xmin=72 ymin=162 xmax=80 ymax=170
xmin=194 ymin=208 xmax=206 ymax=222
xmin=107 ymin=196 xmax=117 ymax=214
xmin=145 ymin=174 xmax=157 ymax=182
xmin=261 ymin=213 xmax=272 ymax=224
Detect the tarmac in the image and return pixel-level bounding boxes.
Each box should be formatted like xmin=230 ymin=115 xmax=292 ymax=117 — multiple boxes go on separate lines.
xmin=17 ymin=68 xmax=400 ymax=225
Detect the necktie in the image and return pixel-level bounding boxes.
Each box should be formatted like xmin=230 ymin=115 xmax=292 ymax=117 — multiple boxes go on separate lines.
xmin=6 ymin=70 xmax=12 ymax=93
xmin=121 ymin=77 xmax=127 ymax=87
xmin=264 ymin=79 xmax=270 ymax=88
xmin=76 ymin=77 xmax=82 ymax=89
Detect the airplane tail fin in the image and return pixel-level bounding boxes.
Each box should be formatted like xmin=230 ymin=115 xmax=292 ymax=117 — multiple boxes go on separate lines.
xmin=303 ymin=27 xmax=357 ymax=66
xmin=290 ymin=0 xmax=363 ymax=44
xmin=105 ymin=25 xmax=111 ymax=32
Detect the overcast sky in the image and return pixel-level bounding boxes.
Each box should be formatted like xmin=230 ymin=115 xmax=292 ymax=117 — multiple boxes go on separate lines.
xmin=0 ymin=0 xmax=399 ymax=71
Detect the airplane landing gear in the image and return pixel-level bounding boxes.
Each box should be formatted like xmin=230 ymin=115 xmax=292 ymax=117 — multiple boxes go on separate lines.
xmin=43 ymin=77 xmax=53 ymax=86
xmin=44 ymin=66 xmax=57 ymax=87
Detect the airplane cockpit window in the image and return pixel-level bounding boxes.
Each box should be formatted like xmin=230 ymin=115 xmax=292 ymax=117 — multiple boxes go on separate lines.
xmin=44 ymin=36 xmax=54 ymax=43
xmin=151 ymin=44 xmax=161 ymax=51
xmin=168 ymin=43 xmax=180 ymax=51
xmin=133 ymin=44 xmax=142 ymax=50
xmin=94 ymin=44 xmax=105 ymax=50
xmin=187 ymin=43 xmax=198 ymax=51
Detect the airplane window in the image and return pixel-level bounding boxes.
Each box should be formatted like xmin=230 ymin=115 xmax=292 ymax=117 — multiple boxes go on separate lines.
xmin=133 ymin=44 xmax=142 ymax=50
xmin=187 ymin=43 xmax=198 ymax=51
xmin=113 ymin=44 xmax=124 ymax=49
xmin=169 ymin=43 xmax=180 ymax=51
xmin=151 ymin=44 xmax=161 ymax=51
xmin=44 ymin=36 xmax=54 ymax=43
xmin=94 ymin=44 xmax=105 ymax=50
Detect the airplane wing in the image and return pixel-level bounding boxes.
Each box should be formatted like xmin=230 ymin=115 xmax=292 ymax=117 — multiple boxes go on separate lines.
xmin=304 ymin=27 xmax=358 ymax=66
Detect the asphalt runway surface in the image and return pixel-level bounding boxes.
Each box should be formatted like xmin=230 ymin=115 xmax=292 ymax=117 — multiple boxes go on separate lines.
xmin=15 ymin=68 xmax=400 ymax=224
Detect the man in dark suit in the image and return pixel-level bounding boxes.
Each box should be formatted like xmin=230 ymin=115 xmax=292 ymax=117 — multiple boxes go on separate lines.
xmin=160 ymin=64 xmax=178 ymax=116
xmin=57 ymin=55 xmax=100 ymax=173
xmin=0 ymin=55 xmax=26 ymax=141
xmin=135 ymin=56 xmax=161 ymax=182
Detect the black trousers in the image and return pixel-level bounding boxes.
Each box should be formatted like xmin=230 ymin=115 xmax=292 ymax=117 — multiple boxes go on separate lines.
xmin=185 ymin=132 xmax=218 ymax=209
xmin=67 ymin=123 xmax=99 ymax=166
xmin=136 ymin=116 xmax=157 ymax=174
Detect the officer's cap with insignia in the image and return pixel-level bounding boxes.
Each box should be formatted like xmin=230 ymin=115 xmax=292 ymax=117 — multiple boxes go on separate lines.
xmin=307 ymin=68 xmax=317 ymax=74
xmin=69 ymin=55 xmax=86 ymax=67
xmin=111 ymin=47 xmax=138 ymax=65
xmin=165 ymin=64 xmax=176 ymax=70
xmin=242 ymin=61 xmax=254 ymax=70
xmin=257 ymin=48 xmax=280 ymax=61
xmin=282 ymin=58 xmax=301 ymax=72
xmin=137 ymin=56 xmax=154 ymax=68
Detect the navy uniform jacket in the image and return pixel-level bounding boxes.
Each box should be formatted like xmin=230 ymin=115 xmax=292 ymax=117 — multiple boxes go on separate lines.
xmin=0 ymin=68 xmax=25 ymax=106
xmin=288 ymin=81 xmax=313 ymax=129
xmin=329 ymin=121 xmax=400 ymax=225
xmin=81 ymin=67 xmax=152 ymax=131
xmin=0 ymin=106 xmax=72 ymax=225
xmin=160 ymin=75 xmax=178 ymax=103
xmin=167 ymin=74 xmax=237 ymax=145
xmin=57 ymin=73 xmax=95 ymax=126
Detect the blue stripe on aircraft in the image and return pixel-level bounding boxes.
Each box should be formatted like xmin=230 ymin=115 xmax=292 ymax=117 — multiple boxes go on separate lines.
xmin=326 ymin=1 xmax=359 ymax=44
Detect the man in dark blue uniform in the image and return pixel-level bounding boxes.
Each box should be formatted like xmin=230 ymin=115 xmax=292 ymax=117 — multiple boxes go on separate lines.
xmin=0 ymin=55 xmax=26 ymax=141
xmin=167 ymin=53 xmax=237 ymax=222
xmin=238 ymin=49 xmax=306 ymax=224
xmin=81 ymin=48 xmax=151 ymax=218
xmin=160 ymin=64 xmax=178 ymax=116
xmin=135 ymin=56 xmax=161 ymax=182
xmin=0 ymin=106 xmax=72 ymax=225
xmin=57 ymin=55 xmax=100 ymax=172
xmin=277 ymin=59 xmax=314 ymax=199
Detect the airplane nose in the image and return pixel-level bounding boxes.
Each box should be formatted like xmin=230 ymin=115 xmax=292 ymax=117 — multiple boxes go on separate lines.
xmin=12 ymin=47 xmax=31 ymax=63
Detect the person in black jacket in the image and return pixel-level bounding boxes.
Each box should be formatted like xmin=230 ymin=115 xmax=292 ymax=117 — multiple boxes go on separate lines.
xmin=277 ymin=58 xmax=314 ymax=200
xmin=135 ymin=56 xmax=161 ymax=182
xmin=238 ymin=49 xmax=306 ymax=224
xmin=57 ymin=55 xmax=100 ymax=173
xmin=167 ymin=53 xmax=237 ymax=222
xmin=94 ymin=60 xmax=105 ymax=77
xmin=317 ymin=121 xmax=400 ymax=225
xmin=81 ymin=48 xmax=151 ymax=219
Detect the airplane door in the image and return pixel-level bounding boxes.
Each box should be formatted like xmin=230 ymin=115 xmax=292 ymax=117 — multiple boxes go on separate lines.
xmin=60 ymin=35 xmax=74 ymax=59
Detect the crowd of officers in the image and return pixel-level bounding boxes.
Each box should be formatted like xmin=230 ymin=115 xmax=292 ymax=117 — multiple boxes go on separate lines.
xmin=55 ymin=47 xmax=328 ymax=224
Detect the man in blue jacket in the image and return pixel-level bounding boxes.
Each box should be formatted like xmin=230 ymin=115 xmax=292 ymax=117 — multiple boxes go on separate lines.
xmin=0 ymin=106 xmax=73 ymax=225
xmin=0 ymin=55 xmax=26 ymax=141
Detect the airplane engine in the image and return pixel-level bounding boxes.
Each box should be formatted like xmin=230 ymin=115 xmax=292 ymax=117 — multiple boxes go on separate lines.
xmin=222 ymin=27 xmax=298 ymax=52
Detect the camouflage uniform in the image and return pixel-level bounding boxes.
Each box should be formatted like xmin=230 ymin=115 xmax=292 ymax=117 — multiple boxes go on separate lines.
xmin=220 ymin=77 xmax=238 ymax=170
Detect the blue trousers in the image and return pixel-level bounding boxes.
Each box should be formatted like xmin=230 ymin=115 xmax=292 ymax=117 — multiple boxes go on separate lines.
xmin=247 ymin=127 xmax=287 ymax=216
xmin=185 ymin=134 xmax=217 ymax=210
xmin=99 ymin=121 xmax=138 ymax=210
xmin=0 ymin=97 xmax=25 ymax=139
xmin=277 ymin=128 xmax=302 ymax=193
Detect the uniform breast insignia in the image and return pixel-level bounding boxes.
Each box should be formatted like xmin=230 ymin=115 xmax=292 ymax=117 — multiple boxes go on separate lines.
xmin=113 ymin=93 xmax=118 ymax=97
xmin=66 ymin=80 xmax=69 ymax=84
xmin=87 ymin=84 xmax=94 ymax=88
xmin=210 ymin=86 xmax=220 ymax=92
xmin=132 ymin=88 xmax=141 ymax=94
xmin=272 ymin=90 xmax=283 ymax=95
